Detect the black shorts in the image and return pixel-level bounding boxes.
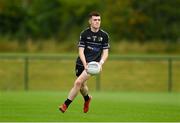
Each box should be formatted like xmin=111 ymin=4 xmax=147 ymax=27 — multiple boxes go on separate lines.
xmin=75 ymin=64 xmax=84 ymax=77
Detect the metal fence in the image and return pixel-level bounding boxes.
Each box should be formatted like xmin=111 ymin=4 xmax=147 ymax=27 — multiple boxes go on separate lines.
xmin=0 ymin=54 xmax=180 ymax=92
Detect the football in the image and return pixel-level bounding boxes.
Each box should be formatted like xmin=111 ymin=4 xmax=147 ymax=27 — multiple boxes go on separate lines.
xmin=87 ymin=61 xmax=101 ymax=75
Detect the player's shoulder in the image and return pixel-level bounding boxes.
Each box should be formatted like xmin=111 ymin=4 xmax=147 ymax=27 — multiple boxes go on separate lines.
xmin=99 ymin=29 xmax=109 ymax=38
xmin=80 ymin=28 xmax=90 ymax=36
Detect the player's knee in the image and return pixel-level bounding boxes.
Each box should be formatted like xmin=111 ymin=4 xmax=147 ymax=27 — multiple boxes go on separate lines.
xmin=74 ymin=80 xmax=82 ymax=88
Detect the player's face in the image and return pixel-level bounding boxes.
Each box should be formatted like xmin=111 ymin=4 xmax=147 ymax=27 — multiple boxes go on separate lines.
xmin=89 ymin=16 xmax=101 ymax=30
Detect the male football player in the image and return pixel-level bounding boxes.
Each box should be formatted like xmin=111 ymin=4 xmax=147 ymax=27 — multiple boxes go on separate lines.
xmin=59 ymin=11 xmax=110 ymax=113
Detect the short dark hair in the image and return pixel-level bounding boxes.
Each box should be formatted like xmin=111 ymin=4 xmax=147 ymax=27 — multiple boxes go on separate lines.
xmin=89 ymin=11 xmax=101 ymax=18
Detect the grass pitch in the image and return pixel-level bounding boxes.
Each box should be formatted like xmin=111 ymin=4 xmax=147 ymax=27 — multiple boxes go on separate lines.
xmin=0 ymin=91 xmax=180 ymax=122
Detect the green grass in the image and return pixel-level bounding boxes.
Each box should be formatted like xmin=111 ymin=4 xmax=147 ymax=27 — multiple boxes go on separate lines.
xmin=0 ymin=91 xmax=180 ymax=122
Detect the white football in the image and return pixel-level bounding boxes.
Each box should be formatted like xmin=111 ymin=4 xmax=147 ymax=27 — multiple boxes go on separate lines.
xmin=87 ymin=61 xmax=101 ymax=75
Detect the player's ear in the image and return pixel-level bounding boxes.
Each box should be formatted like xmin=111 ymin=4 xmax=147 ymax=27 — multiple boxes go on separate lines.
xmin=88 ymin=18 xmax=91 ymax=25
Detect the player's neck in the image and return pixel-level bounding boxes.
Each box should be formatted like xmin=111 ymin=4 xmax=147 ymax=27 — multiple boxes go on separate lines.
xmin=90 ymin=27 xmax=99 ymax=33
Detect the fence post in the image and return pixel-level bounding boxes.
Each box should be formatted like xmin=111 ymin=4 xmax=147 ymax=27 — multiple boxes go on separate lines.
xmin=96 ymin=74 xmax=101 ymax=91
xmin=168 ymin=58 xmax=172 ymax=92
xmin=24 ymin=57 xmax=29 ymax=91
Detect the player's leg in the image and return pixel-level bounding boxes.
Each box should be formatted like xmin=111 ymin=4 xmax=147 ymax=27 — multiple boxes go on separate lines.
xmin=80 ymin=81 xmax=91 ymax=103
xmin=68 ymin=70 xmax=90 ymax=100
xmin=80 ymin=81 xmax=92 ymax=113
xmin=75 ymin=64 xmax=90 ymax=101
xmin=59 ymin=70 xmax=90 ymax=113
xmin=80 ymin=81 xmax=88 ymax=97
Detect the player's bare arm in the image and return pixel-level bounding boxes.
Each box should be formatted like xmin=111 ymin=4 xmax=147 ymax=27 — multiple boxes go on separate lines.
xmin=100 ymin=49 xmax=109 ymax=65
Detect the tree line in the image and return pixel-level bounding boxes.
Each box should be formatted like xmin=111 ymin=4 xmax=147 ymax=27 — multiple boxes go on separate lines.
xmin=0 ymin=0 xmax=179 ymax=42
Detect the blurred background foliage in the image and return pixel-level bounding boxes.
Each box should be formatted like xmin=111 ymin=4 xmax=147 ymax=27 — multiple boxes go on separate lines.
xmin=0 ymin=0 xmax=179 ymax=53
